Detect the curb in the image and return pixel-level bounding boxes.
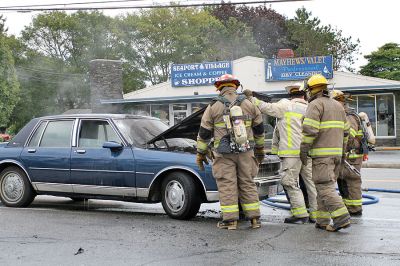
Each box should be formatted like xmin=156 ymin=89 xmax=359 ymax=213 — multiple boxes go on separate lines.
xmin=362 ymin=162 xmax=400 ymax=169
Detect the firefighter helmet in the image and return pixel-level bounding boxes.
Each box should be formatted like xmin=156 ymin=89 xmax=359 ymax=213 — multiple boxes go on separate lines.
xmin=302 ymin=74 xmax=329 ymax=96
xmin=214 ymin=74 xmax=240 ymax=90
xmin=285 ymin=82 xmax=303 ymax=94
xmin=332 ymin=89 xmax=345 ymax=102
xmin=332 ymin=89 xmax=353 ymax=102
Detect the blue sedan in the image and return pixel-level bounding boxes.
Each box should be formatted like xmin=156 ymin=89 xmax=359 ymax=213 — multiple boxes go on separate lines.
xmin=0 ymin=114 xmax=281 ymax=219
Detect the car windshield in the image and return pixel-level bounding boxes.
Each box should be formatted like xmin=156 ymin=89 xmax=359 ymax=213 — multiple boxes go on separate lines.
xmin=114 ymin=118 xmax=196 ymax=150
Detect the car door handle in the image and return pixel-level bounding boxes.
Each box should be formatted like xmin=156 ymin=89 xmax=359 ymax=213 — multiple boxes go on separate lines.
xmin=75 ymin=149 xmax=86 ymax=154
xmin=27 ymin=149 xmax=36 ymax=153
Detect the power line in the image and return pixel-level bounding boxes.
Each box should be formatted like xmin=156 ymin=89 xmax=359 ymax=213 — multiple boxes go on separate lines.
xmin=0 ymin=0 xmax=311 ymax=12
xmin=0 ymin=0 xmax=146 ymax=9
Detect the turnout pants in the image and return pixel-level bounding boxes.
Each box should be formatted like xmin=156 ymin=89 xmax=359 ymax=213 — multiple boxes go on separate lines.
xmin=312 ymin=157 xmax=350 ymax=226
xmin=212 ymin=150 xmax=261 ymax=221
xmin=338 ymin=157 xmax=363 ymax=213
xmin=281 ymin=157 xmax=312 ymax=218
xmin=300 ymin=158 xmax=318 ymax=219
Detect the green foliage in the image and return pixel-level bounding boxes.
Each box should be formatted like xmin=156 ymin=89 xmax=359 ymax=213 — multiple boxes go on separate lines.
xmin=360 ymin=43 xmax=400 ymax=81
xmin=0 ymin=29 xmax=20 ymax=127
xmin=117 ymin=7 xmax=259 ymax=85
xmin=210 ymin=4 xmax=288 ymax=58
xmin=286 ymin=8 xmax=360 ymax=71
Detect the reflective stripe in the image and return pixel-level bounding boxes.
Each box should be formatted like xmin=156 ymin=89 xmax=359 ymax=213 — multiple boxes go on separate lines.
xmin=284 ymin=112 xmax=303 ymax=148
xmin=254 ymin=98 xmax=261 ymax=107
xmin=348 ymin=153 xmax=363 ymax=159
xmin=245 ymin=120 xmax=252 ymax=127
xmin=197 ymin=140 xmax=208 ymax=151
xmin=302 ymin=135 xmax=315 ymax=144
xmin=221 ymin=204 xmax=239 ymax=213
xmin=241 ymin=202 xmax=260 ymax=211
xmin=356 ymin=130 xmax=363 ymax=137
xmin=271 ymin=147 xmax=278 ymax=154
xmin=291 ymin=206 xmax=308 ymax=216
xmin=343 ymin=136 xmax=349 ymax=143
xmin=316 ymin=211 xmax=331 ymax=219
xmin=254 ymin=136 xmax=264 ymax=146
xmin=344 ymin=122 xmax=350 ymax=131
xmin=214 ymin=122 xmax=226 ymax=128
xmin=309 ymin=211 xmax=317 ymax=219
xmin=331 ymin=206 xmax=349 ymax=218
xmin=278 ymin=149 xmax=300 ymax=156
xmin=319 ymin=121 xmax=345 ymax=129
xmin=309 ymin=147 xmax=343 ymax=156
xmin=350 ymin=128 xmax=357 ymax=137
xmin=213 ymin=139 xmax=220 ymax=148
xmin=343 ymin=198 xmax=362 ymax=206
xmin=303 ymin=118 xmax=320 ymax=129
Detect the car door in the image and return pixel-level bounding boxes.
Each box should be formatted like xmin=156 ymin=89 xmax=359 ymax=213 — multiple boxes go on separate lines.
xmin=20 ymin=119 xmax=75 ymax=193
xmin=70 ymin=119 xmax=136 ymax=197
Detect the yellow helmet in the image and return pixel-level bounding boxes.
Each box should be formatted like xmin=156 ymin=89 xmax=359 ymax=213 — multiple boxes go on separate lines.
xmin=307 ymin=74 xmax=328 ymax=89
xmin=332 ymin=89 xmax=345 ymax=102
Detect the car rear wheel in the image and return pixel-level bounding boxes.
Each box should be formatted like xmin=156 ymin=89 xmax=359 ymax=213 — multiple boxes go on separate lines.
xmin=161 ymin=171 xmax=201 ymax=220
xmin=0 ymin=166 xmax=35 ymax=207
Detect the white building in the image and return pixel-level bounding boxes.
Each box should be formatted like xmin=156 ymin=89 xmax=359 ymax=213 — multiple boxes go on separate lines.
xmin=101 ymin=56 xmax=400 ymax=146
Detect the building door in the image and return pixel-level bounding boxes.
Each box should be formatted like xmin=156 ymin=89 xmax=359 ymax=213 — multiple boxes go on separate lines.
xmin=170 ymin=104 xmax=189 ymax=126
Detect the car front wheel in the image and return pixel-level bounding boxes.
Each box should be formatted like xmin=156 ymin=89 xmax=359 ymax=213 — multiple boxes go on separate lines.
xmin=161 ymin=171 xmax=201 ymax=220
xmin=0 ymin=166 xmax=35 ymax=207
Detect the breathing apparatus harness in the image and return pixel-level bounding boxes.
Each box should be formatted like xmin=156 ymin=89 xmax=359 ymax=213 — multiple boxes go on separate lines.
xmin=347 ymin=108 xmax=375 ymax=160
xmin=211 ymin=95 xmax=251 ymax=153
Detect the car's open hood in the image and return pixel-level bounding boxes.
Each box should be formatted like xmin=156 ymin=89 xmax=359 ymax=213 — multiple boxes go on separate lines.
xmin=147 ymin=106 xmax=207 ymax=144
xmin=146 ymin=92 xmax=273 ymax=145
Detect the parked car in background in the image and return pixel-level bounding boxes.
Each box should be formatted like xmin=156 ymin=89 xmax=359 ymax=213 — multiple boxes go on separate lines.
xmin=0 ymin=111 xmax=281 ymax=220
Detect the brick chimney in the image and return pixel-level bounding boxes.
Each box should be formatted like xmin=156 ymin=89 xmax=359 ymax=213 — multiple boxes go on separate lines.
xmin=89 ymin=59 xmax=123 ymax=113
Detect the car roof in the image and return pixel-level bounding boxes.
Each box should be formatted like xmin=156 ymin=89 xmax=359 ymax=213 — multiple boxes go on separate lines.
xmin=39 ymin=113 xmax=159 ymax=120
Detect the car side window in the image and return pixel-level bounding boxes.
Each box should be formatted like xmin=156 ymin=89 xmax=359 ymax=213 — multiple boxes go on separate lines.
xmin=78 ymin=120 xmax=121 ymax=148
xmin=40 ymin=120 xmax=74 ymax=148
xmin=28 ymin=121 xmax=47 ymax=147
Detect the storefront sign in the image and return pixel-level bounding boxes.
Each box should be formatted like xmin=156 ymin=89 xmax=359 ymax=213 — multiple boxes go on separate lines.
xmin=265 ymin=55 xmax=333 ymax=81
xmin=171 ymin=61 xmax=232 ymax=87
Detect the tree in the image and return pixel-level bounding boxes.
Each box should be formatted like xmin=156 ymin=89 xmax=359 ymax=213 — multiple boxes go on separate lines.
xmin=117 ymin=7 xmax=259 ymax=85
xmin=0 ymin=15 xmax=20 ymax=128
xmin=286 ymin=8 xmax=360 ymax=71
xmin=210 ymin=4 xmax=289 ymax=58
xmin=360 ymin=43 xmax=400 ymax=81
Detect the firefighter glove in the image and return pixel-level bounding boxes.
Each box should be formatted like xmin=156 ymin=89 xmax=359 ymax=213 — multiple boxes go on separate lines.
xmin=300 ymin=151 xmax=308 ymax=166
xmin=254 ymin=147 xmax=265 ymax=164
xmin=196 ymin=152 xmax=209 ymax=171
xmin=243 ymin=89 xmax=253 ymax=99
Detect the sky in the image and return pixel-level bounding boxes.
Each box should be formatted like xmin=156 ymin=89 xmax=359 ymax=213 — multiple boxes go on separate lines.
xmin=1 ymin=0 xmax=399 ymax=71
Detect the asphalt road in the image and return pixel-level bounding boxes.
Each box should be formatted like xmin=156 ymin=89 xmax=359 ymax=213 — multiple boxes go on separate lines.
xmin=1 ymin=168 xmax=400 ymax=266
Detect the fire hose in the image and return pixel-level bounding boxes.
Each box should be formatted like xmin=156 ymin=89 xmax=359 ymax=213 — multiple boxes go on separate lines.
xmin=261 ymin=190 xmax=383 ymax=210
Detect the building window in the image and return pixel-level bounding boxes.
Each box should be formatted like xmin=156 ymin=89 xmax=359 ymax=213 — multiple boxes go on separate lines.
xmin=151 ymin=104 xmax=170 ymax=125
xmin=191 ymin=103 xmax=208 ymax=113
xmin=352 ymin=93 xmax=396 ymax=138
xmin=376 ymin=94 xmax=395 ymax=136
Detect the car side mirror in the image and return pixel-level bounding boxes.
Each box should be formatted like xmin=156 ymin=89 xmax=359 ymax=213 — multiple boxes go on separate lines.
xmin=103 ymin=141 xmax=123 ymax=150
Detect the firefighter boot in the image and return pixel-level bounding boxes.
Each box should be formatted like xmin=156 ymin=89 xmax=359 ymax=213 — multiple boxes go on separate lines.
xmin=315 ymin=223 xmax=329 ymax=230
xmin=217 ymin=220 xmax=238 ymax=230
xmin=284 ymin=216 xmax=309 ymax=224
xmin=250 ymin=218 xmax=261 ymax=229
xmin=325 ymin=220 xmax=351 ymax=232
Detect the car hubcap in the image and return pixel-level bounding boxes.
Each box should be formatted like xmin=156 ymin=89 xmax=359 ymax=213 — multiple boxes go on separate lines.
xmin=2 ymin=172 xmax=24 ymax=202
xmin=165 ymin=180 xmax=185 ymax=212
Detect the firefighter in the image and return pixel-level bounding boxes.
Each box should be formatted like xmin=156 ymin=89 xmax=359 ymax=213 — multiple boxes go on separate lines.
xmin=332 ymin=90 xmax=374 ymax=216
xmin=196 ymin=74 xmax=265 ymax=230
xmin=244 ymin=83 xmax=318 ymax=224
xmin=300 ymin=74 xmax=351 ymax=232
